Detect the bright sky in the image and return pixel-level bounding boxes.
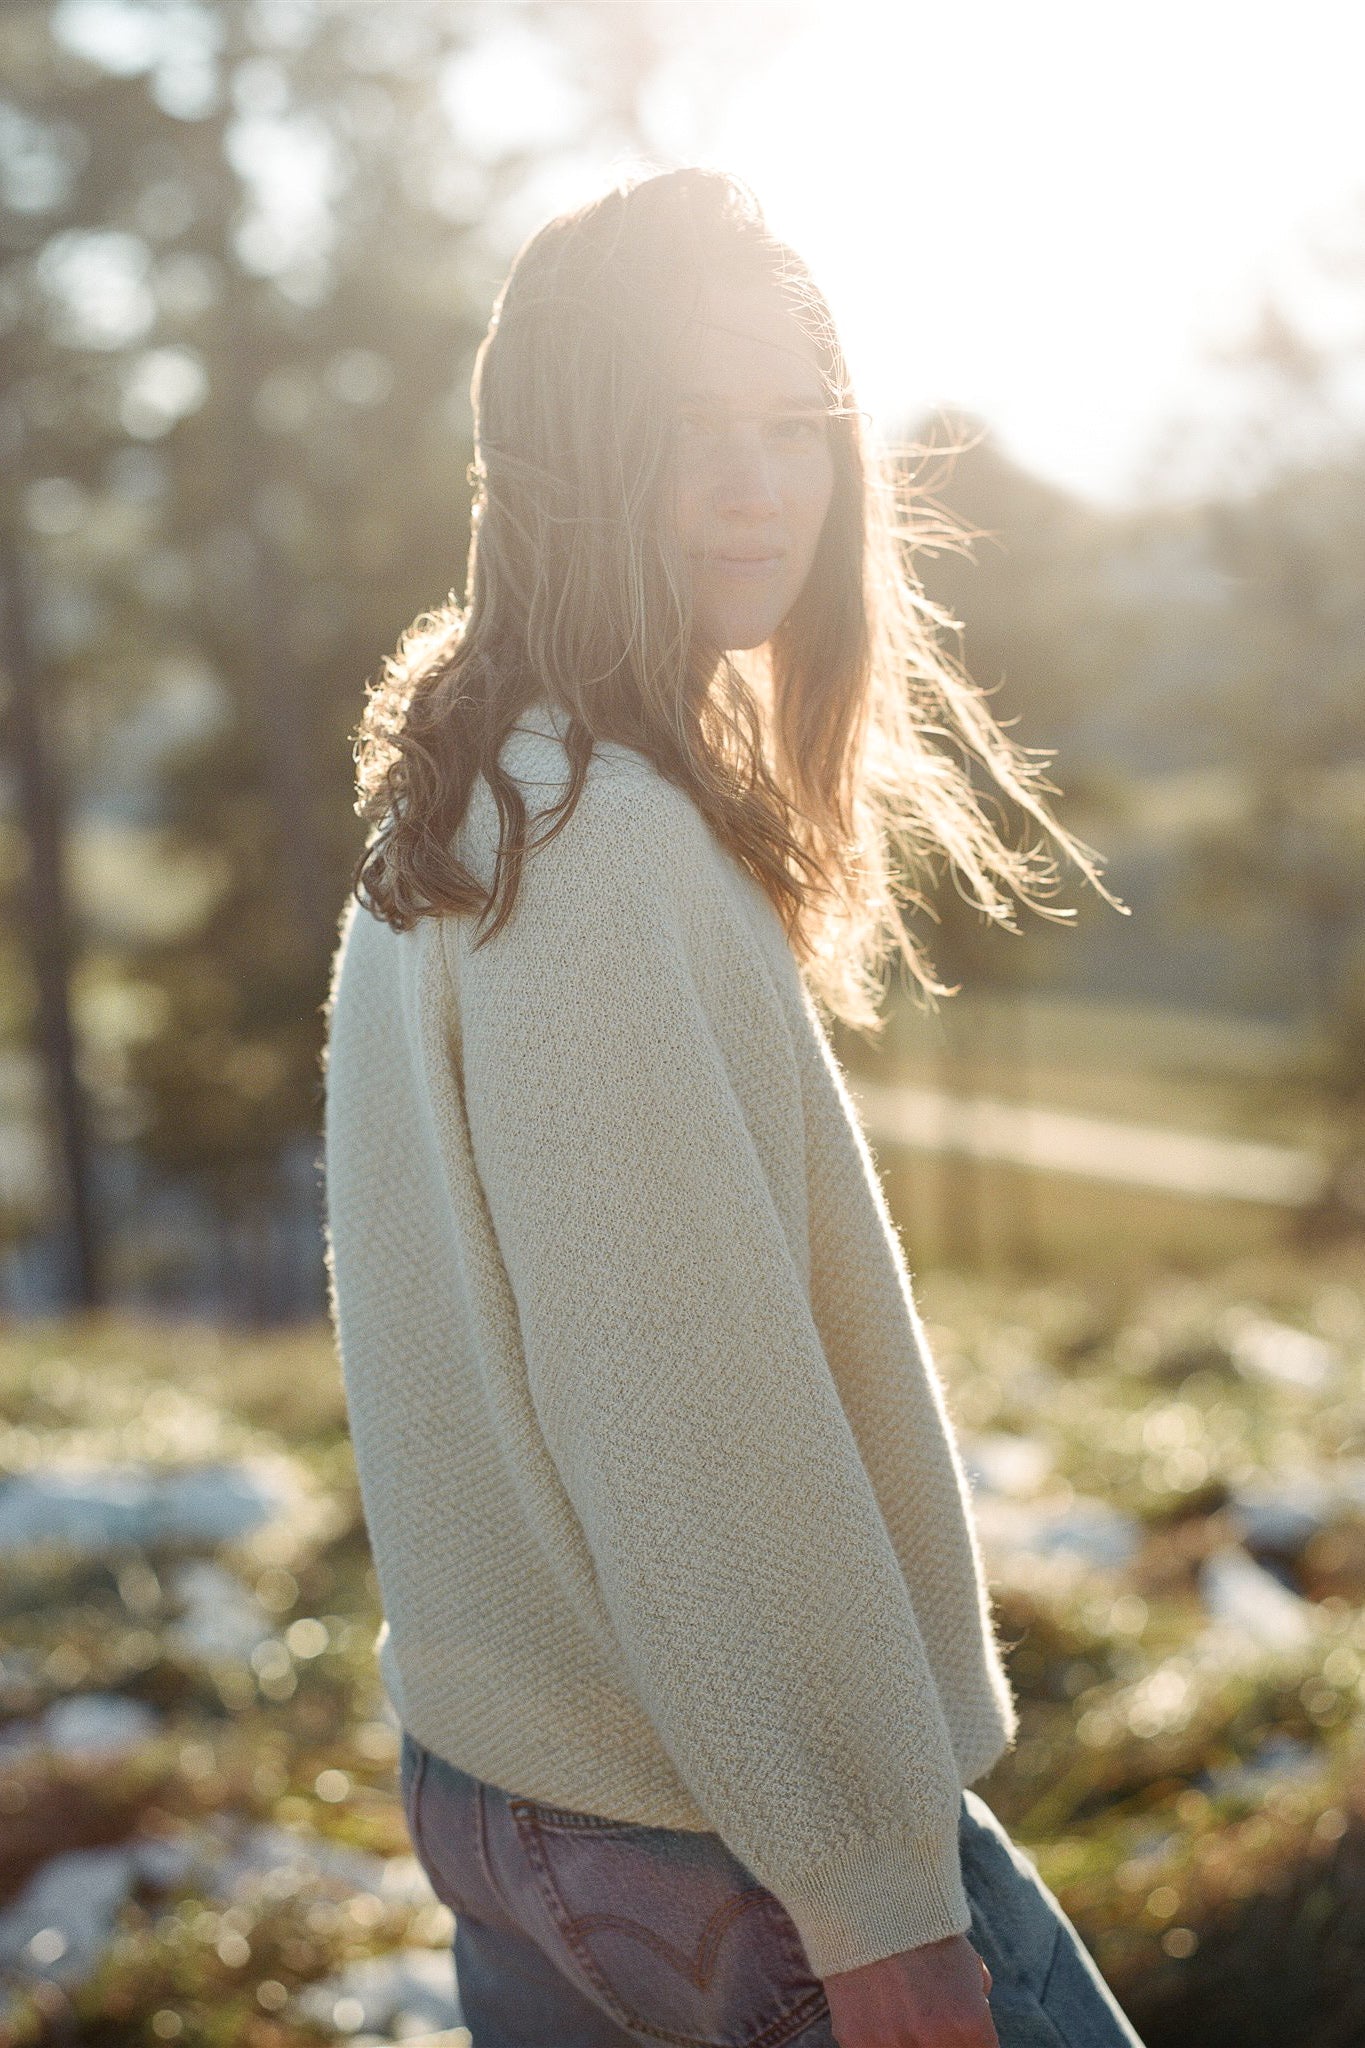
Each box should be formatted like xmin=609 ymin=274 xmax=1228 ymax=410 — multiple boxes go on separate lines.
xmin=479 ymin=0 xmax=1365 ymax=509
xmin=709 ymin=0 xmax=1365 ymax=505
xmin=56 ymin=0 xmax=1365 ymax=509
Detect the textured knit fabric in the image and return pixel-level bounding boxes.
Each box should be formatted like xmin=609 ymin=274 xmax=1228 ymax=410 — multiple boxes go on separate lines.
xmin=322 ymin=702 xmax=1019 ymax=1979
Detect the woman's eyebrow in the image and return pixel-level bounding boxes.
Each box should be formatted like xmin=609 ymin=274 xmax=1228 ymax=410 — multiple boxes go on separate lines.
xmin=677 ymin=390 xmax=829 ymax=410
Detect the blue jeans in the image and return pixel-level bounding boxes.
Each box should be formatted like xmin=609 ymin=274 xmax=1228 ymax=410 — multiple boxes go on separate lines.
xmin=400 ymin=1729 xmax=1146 ymax=2046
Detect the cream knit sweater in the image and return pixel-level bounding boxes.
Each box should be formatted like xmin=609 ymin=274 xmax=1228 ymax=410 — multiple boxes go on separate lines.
xmin=322 ymin=704 xmax=1018 ymax=1979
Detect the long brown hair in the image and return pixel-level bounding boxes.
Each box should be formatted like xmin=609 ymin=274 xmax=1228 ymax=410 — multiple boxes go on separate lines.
xmin=349 ymin=165 xmax=1123 ymax=1032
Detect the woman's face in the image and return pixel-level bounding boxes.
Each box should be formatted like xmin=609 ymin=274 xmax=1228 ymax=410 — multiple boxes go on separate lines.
xmin=670 ymin=280 xmax=836 ymax=655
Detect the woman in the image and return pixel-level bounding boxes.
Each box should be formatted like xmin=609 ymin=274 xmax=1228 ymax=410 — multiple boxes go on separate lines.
xmin=322 ymin=167 xmax=1143 ymax=2048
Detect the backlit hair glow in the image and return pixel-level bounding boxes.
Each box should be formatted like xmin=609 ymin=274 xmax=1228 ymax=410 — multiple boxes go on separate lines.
xmin=349 ymin=165 xmax=1123 ymax=1030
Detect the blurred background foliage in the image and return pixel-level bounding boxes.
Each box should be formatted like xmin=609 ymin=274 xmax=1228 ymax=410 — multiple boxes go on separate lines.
xmin=2 ymin=2 xmax=1365 ymax=2044
xmin=1 ymin=0 xmax=1363 ymax=1315
xmin=0 ymin=0 xmax=785 ymax=1314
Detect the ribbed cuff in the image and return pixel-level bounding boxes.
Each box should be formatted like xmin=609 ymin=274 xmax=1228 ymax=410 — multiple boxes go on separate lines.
xmin=772 ymin=1811 xmax=970 ymax=1981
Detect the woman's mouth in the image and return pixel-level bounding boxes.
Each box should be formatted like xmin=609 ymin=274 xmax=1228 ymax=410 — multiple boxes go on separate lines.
xmin=708 ymin=553 xmax=784 ymax=580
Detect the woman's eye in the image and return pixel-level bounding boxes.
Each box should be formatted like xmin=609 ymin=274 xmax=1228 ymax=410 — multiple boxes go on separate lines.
xmin=770 ymin=413 xmax=825 ymax=443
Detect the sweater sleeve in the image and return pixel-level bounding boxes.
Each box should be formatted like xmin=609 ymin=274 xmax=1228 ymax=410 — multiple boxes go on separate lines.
xmin=454 ymin=770 xmax=972 ymax=1979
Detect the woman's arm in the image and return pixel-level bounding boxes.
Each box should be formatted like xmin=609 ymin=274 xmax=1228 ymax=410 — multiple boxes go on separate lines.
xmin=456 ymin=768 xmax=974 ymax=1983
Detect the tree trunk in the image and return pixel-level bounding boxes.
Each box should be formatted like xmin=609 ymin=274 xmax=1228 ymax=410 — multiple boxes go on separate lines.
xmin=0 ymin=525 xmax=102 ymax=1307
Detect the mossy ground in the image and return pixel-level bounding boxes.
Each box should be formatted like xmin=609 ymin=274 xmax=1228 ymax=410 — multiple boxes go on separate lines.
xmin=2 ymin=1245 xmax=1364 ymax=2044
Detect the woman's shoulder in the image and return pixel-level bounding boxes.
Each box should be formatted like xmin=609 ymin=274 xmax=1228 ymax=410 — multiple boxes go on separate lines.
xmin=467 ymin=710 xmax=709 ymax=894
xmin=500 ymin=702 xmax=684 ymax=799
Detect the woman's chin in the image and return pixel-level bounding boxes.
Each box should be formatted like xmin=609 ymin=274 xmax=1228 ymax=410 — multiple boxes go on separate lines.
xmin=695 ymin=607 xmax=786 ymax=655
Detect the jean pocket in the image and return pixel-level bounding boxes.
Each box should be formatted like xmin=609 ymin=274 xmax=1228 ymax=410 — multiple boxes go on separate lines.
xmin=507 ymin=1795 xmax=829 ymax=2048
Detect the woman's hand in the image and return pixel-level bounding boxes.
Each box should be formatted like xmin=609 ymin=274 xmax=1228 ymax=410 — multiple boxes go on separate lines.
xmin=821 ymin=1930 xmax=998 ymax=2047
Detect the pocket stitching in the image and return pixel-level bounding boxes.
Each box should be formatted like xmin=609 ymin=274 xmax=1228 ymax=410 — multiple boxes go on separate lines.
xmin=509 ymin=1800 xmax=827 ymax=2048
xmin=563 ymin=1888 xmax=777 ymax=1990
xmin=511 ymin=1795 xmax=651 ymax=1837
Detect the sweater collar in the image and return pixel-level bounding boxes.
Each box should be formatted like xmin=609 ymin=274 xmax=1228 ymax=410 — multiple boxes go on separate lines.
xmin=515 ymin=699 xmax=570 ymax=741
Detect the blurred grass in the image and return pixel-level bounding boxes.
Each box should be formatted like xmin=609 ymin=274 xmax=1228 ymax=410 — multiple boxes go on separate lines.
xmin=921 ymin=1243 xmax=1365 ymax=2044
xmin=851 ymin=993 xmax=1318 ymax=1147
xmin=835 ymin=992 xmax=1331 ymax=1277
xmin=2 ymin=1235 xmax=1365 ymax=2043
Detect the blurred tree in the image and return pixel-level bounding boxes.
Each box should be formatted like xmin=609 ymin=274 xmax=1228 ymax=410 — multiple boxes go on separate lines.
xmin=0 ymin=0 xmax=803 ymax=1316
xmin=900 ymin=416 xmax=1106 ymax=752
xmin=0 ymin=14 xmax=179 ymax=1304
xmin=1164 ymin=248 xmax=1365 ymax=1242
xmin=0 ymin=517 xmax=99 ymax=1300
xmin=879 ymin=418 xmax=1125 ymax=1271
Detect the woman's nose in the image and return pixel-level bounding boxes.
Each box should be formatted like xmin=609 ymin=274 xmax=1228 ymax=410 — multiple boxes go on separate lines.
xmin=711 ymin=437 xmax=781 ymax=517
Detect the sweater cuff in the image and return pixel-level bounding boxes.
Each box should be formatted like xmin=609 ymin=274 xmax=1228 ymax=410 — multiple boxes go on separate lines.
xmin=773 ymin=1808 xmax=970 ymax=1981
